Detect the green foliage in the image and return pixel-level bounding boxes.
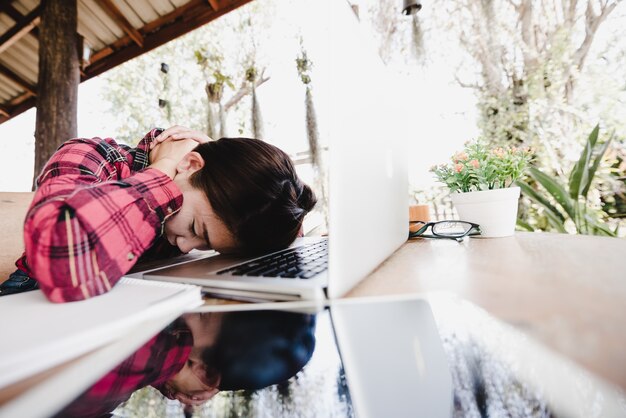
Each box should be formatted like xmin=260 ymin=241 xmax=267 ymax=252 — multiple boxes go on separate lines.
xmin=195 ymin=50 xmax=236 ymax=96
xmin=362 ymin=0 xmax=625 ymax=236
xmin=295 ymin=48 xmax=313 ymax=85
xmin=101 ymin=40 xmax=207 ymax=145
xmin=478 ymin=90 xmax=530 ymax=146
xmin=518 ymin=125 xmax=617 ymax=236
xmin=431 ymin=141 xmax=532 ymax=193
xmin=245 ymin=66 xmax=258 ymax=83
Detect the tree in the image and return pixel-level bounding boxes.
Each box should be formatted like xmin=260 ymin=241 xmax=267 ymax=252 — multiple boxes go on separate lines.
xmin=447 ymin=0 xmax=625 ymax=233
xmin=34 ymin=0 xmax=79 ymax=188
xmin=449 ymin=0 xmax=623 ymax=172
xmin=101 ymin=0 xmax=276 ymax=145
xmin=363 ymin=0 xmax=626 ymax=234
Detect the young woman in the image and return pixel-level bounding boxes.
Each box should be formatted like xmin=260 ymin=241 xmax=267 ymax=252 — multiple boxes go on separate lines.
xmin=2 ymin=126 xmax=316 ymax=302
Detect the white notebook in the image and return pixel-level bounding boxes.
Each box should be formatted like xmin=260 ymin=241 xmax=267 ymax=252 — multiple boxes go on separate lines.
xmin=0 ymin=277 xmax=202 ymax=389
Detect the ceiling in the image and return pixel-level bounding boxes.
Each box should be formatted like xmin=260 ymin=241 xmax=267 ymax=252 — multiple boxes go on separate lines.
xmin=0 ymin=0 xmax=253 ymax=124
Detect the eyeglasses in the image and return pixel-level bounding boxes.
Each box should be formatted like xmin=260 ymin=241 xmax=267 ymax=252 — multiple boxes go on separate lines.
xmin=408 ymin=220 xmax=481 ymax=242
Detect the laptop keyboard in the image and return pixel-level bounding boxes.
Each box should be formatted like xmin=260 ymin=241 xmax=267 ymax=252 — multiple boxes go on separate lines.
xmin=216 ymin=240 xmax=328 ymax=279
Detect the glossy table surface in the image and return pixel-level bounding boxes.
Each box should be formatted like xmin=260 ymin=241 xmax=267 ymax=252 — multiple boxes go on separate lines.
xmin=2 ymin=229 xmax=625 ymax=417
xmin=348 ymin=231 xmax=626 ymax=392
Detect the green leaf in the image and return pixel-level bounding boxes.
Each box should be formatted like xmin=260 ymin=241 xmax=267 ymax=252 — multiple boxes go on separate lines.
xmin=529 ymin=167 xmax=575 ymax=219
xmin=544 ymin=210 xmax=568 ymax=233
xmin=588 ymin=123 xmax=600 ymax=148
xmin=516 ymin=219 xmax=534 ymax=232
xmin=569 ymin=124 xmax=598 ymax=199
xmin=584 ymin=214 xmax=617 ymax=237
xmin=194 ymin=50 xmax=206 ymax=65
xmin=582 ymin=133 xmax=613 ymax=197
xmin=517 ymin=180 xmax=566 ymax=223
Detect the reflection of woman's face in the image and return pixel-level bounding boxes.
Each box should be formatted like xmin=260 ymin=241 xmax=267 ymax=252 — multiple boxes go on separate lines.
xmin=164 ymin=360 xmax=219 ymax=405
xmin=164 ymin=313 xmax=225 ymax=405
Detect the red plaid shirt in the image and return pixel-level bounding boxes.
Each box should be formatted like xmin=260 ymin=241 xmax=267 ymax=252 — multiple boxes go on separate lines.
xmin=18 ymin=129 xmax=183 ymax=303
xmin=55 ymin=318 xmax=193 ymax=418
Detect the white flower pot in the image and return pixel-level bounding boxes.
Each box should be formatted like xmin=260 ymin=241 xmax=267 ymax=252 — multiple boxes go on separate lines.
xmin=450 ymin=187 xmax=521 ymax=238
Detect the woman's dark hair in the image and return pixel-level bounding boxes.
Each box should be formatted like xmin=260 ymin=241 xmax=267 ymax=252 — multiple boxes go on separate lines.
xmin=202 ymin=310 xmax=316 ymax=391
xmin=190 ymin=138 xmax=317 ymax=254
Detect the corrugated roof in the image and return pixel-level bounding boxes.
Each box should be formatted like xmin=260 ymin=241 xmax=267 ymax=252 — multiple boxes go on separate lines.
xmin=0 ymin=0 xmax=253 ymax=123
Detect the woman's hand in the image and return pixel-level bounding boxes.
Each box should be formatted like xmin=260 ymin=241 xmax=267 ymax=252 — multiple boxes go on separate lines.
xmin=148 ymin=137 xmax=198 ymax=179
xmin=173 ymin=388 xmax=218 ymax=406
xmin=148 ymin=126 xmax=212 ymax=179
xmin=150 ymin=125 xmax=212 ymax=150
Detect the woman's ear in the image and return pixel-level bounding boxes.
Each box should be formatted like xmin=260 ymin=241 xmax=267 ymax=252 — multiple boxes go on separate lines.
xmin=176 ymin=151 xmax=205 ymax=175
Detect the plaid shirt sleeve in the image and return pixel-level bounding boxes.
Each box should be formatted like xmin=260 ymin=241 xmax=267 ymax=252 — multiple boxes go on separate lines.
xmin=55 ymin=318 xmax=193 ymax=417
xmin=23 ymin=129 xmax=183 ymax=303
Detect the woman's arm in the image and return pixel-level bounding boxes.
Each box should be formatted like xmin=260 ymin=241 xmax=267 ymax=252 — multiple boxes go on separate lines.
xmin=24 ymin=132 xmax=182 ymax=302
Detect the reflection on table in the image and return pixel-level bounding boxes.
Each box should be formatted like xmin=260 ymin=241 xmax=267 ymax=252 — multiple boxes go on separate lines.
xmin=55 ymin=309 xmax=330 ymax=418
xmin=42 ymin=295 xmax=626 ymax=418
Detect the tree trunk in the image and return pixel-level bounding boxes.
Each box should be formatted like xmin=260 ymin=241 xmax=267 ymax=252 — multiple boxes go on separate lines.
xmin=33 ymin=0 xmax=79 ymax=189
xmin=251 ymin=85 xmax=264 ymax=139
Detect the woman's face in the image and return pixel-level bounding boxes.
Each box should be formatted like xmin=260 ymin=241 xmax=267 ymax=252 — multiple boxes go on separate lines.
xmin=164 ymin=156 xmax=238 ymax=254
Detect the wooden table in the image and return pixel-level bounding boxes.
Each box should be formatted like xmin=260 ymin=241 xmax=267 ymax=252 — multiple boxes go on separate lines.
xmin=347 ymin=232 xmax=626 ymax=392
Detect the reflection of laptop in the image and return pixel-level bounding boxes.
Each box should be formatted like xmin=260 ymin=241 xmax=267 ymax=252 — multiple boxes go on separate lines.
xmin=140 ymin=0 xmax=408 ymax=301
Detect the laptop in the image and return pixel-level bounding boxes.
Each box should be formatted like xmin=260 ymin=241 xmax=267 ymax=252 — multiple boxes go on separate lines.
xmin=139 ymin=0 xmax=409 ymax=301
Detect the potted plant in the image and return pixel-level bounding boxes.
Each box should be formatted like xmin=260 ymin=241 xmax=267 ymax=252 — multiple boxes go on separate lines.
xmin=431 ymin=141 xmax=533 ymax=237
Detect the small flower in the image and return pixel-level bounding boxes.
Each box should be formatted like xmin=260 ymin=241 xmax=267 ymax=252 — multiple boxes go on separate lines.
xmin=432 ymin=140 xmax=531 ymax=192
xmin=454 ymin=152 xmax=469 ymax=162
xmin=429 ymin=165 xmax=438 ymax=172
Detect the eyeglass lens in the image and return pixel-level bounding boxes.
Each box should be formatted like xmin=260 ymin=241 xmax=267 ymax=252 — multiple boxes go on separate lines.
xmin=431 ymin=221 xmax=473 ymax=237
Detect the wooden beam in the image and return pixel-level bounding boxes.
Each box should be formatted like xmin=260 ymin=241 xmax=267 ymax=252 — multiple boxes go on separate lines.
xmin=89 ymin=0 xmax=205 ymax=64
xmin=0 ymin=0 xmax=253 ymax=125
xmin=0 ymin=6 xmax=41 ymax=54
xmin=0 ymin=104 xmax=9 ymax=118
xmin=207 ymin=0 xmax=221 ymax=11
xmin=84 ymin=0 xmax=254 ymax=80
xmin=89 ymin=46 xmax=114 ymax=64
xmin=0 ymin=93 xmax=35 ymax=124
xmin=0 ymin=63 xmax=36 ymax=95
xmin=8 ymin=91 xmax=34 ymax=107
xmin=0 ymin=3 xmax=39 ymax=39
xmin=96 ymin=0 xmax=144 ymax=47
xmin=8 ymin=94 xmax=35 ymax=116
